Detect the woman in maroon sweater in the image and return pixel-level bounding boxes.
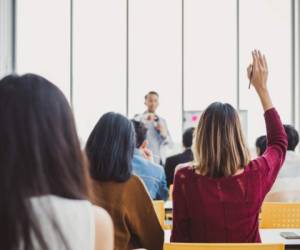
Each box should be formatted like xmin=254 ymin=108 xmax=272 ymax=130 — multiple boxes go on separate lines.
xmin=171 ymin=50 xmax=288 ymax=243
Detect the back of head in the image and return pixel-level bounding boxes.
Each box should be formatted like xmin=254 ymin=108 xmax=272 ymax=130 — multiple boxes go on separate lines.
xmin=193 ymin=102 xmax=250 ymax=178
xmin=0 ymin=74 xmax=86 ymax=249
xmin=255 ymin=135 xmax=267 ymax=156
xmin=132 ymin=120 xmax=148 ymax=148
xmin=86 ymin=112 xmax=135 ymax=182
xmin=183 ymin=127 xmax=195 ymax=148
xmin=284 ymin=124 xmax=299 ymax=151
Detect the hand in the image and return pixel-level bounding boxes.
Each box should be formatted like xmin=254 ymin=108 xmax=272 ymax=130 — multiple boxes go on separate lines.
xmin=147 ymin=113 xmax=156 ymax=121
xmin=247 ymin=50 xmax=273 ymax=111
xmin=248 ymin=50 xmax=268 ymax=93
xmin=155 ymin=123 xmax=167 ymax=138
xmin=140 ymin=147 xmax=154 ymax=162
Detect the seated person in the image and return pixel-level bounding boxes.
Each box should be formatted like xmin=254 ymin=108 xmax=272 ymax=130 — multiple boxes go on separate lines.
xmin=171 ymin=51 xmax=288 ymax=243
xmin=86 ymin=113 xmax=164 ymax=250
xmin=266 ymin=124 xmax=300 ymax=202
xmin=0 ymin=74 xmax=113 ymax=250
xmin=165 ymin=127 xmax=194 ymax=187
xmin=255 ymin=135 xmax=267 ymax=156
xmin=131 ymin=120 xmax=169 ymax=201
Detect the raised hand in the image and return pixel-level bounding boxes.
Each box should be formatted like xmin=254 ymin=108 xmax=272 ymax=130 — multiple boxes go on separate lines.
xmin=248 ymin=50 xmax=273 ymax=112
xmin=248 ymin=50 xmax=268 ymax=92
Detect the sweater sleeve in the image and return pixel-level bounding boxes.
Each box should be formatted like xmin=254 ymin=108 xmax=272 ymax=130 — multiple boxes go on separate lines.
xmin=170 ymin=168 xmax=191 ymax=242
xmin=253 ymin=108 xmax=288 ymax=196
xmin=126 ymin=176 xmax=164 ymax=250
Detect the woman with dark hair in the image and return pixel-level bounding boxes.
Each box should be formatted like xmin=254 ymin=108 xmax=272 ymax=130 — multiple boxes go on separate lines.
xmin=171 ymin=51 xmax=288 ymax=243
xmin=255 ymin=135 xmax=267 ymax=156
xmin=0 ymin=74 xmax=113 ymax=250
xmin=86 ymin=112 xmax=164 ymax=250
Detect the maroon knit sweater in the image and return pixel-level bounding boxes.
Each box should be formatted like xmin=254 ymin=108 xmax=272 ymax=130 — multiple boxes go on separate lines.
xmin=171 ymin=108 xmax=288 ymax=243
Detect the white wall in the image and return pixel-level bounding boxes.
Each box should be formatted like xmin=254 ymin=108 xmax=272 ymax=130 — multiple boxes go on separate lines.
xmin=0 ymin=0 xmax=14 ymax=78
xmin=15 ymin=0 xmax=297 ymax=149
xmin=16 ymin=0 xmax=71 ymax=100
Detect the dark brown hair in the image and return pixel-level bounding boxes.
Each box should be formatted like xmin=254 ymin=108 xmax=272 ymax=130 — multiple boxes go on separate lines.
xmin=0 ymin=74 xmax=87 ymax=250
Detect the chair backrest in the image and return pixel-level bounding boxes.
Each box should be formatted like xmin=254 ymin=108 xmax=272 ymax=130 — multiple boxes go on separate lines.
xmin=153 ymin=200 xmax=165 ymax=228
xmin=265 ymin=191 xmax=300 ymax=202
xmin=169 ymin=184 xmax=174 ymax=200
xmin=260 ymin=202 xmax=300 ymax=228
xmin=164 ymin=243 xmax=284 ymax=250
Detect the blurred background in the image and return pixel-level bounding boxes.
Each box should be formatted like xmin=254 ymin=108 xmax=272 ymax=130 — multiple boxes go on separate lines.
xmin=0 ymin=0 xmax=299 ymax=155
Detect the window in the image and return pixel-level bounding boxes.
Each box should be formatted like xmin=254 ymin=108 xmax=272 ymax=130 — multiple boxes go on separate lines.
xmin=128 ymin=0 xmax=182 ymax=143
xmin=73 ymin=0 xmax=127 ymax=143
xmin=239 ymin=0 xmax=292 ymax=148
xmin=16 ymin=0 xmax=71 ymax=100
xmin=184 ymin=0 xmax=237 ymax=111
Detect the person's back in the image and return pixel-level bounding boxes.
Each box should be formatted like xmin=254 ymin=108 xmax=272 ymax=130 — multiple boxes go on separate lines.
xmin=131 ymin=120 xmax=168 ymax=200
xmin=86 ymin=113 xmax=164 ymax=250
xmin=172 ymin=159 xmax=277 ymax=242
xmin=29 ymin=195 xmax=96 ymax=250
xmin=266 ymin=125 xmax=300 ymax=201
xmin=92 ymin=175 xmax=163 ymax=250
xmin=132 ymin=150 xmax=168 ymax=200
xmin=0 ymin=74 xmax=113 ymax=250
xmin=165 ymin=128 xmax=195 ymax=187
xmin=171 ymin=51 xmax=288 ymax=243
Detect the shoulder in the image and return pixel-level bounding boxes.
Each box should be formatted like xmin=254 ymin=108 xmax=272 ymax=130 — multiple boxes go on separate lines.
xmin=175 ymin=162 xmax=193 ymax=174
xmin=151 ymin=162 xmax=166 ymax=178
xmin=174 ymin=164 xmax=194 ymax=181
xmin=166 ymin=153 xmax=182 ymax=164
xmin=246 ymin=156 xmax=269 ymax=174
xmin=125 ymin=175 xmax=152 ymax=203
xmin=128 ymin=175 xmax=148 ymax=189
xmin=132 ymin=152 xmax=146 ymax=165
xmin=31 ymin=195 xmax=92 ymax=213
xmin=94 ymin=206 xmax=114 ymax=250
xmin=94 ymin=206 xmax=113 ymax=227
xmin=133 ymin=154 xmax=161 ymax=172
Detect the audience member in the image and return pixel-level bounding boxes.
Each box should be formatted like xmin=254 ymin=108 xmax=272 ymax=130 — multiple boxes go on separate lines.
xmin=0 ymin=74 xmax=113 ymax=250
xmin=165 ymin=127 xmax=194 ymax=187
xmin=132 ymin=120 xmax=169 ymax=201
xmin=86 ymin=113 xmax=164 ymax=250
xmin=266 ymin=124 xmax=300 ymax=201
xmin=171 ymin=51 xmax=288 ymax=243
xmin=255 ymin=135 xmax=267 ymax=156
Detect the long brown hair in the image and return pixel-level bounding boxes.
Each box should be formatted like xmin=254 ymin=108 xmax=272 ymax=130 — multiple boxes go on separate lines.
xmin=193 ymin=102 xmax=251 ymax=178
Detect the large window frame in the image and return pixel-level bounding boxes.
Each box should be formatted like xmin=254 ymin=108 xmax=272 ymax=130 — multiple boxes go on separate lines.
xmin=11 ymin=0 xmax=300 ymax=148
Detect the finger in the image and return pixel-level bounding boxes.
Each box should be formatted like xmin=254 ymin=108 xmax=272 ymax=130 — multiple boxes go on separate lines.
xmin=252 ymin=50 xmax=256 ymax=63
xmin=258 ymin=50 xmax=264 ymax=68
xmin=247 ymin=64 xmax=253 ymax=78
xmin=263 ymin=55 xmax=268 ymax=71
xmin=252 ymin=51 xmax=258 ymax=71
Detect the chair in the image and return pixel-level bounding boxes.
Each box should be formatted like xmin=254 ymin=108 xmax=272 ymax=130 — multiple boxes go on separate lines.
xmin=169 ymin=184 xmax=174 ymax=200
xmin=260 ymin=202 xmax=300 ymax=228
xmin=265 ymin=191 xmax=300 ymax=202
xmin=164 ymin=243 xmax=284 ymax=250
xmin=153 ymin=200 xmax=165 ymax=228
